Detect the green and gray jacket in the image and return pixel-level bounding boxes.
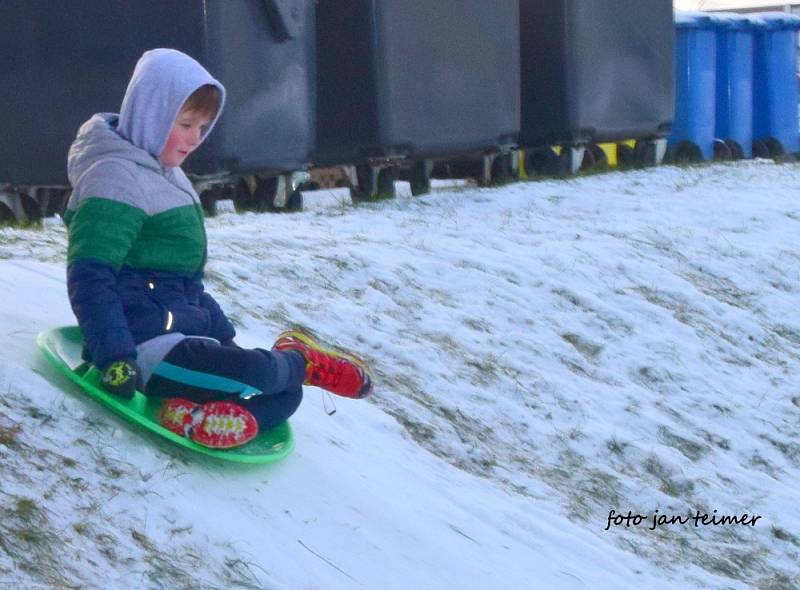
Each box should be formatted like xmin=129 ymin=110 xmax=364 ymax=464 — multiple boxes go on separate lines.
xmin=66 ymin=49 xmax=231 ymax=383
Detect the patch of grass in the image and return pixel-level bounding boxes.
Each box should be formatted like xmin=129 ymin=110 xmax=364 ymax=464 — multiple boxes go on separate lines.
xmin=643 ymin=456 xmax=694 ymax=498
xmin=552 ymin=287 xmax=584 ymax=308
xmin=771 ymin=324 xmax=800 ymax=347
xmin=264 ymin=302 xmax=291 ymax=325
xmin=693 ymin=553 xmax=747 ymax=581
xmin=757 ymin=573 xmax=800 ymax=590
xmin=562 ymin=333 xmax=604 ymax=361
xmin=0 ymin=422 xmax=22 ymax=449
xmin=679 ymin=269 xmax=756 ymax=310
xmin=0 ymin=493 xmax=77 ymax=588
xmin=700 ymin=430 xmax=730 ymax=451
xmin=169 ymin=526 xmax=194 ymax=538
xmin=635 ymin=365 xmax=673 ymax=385
xmin=559 ymin=356 xmax=592 ymax=378
xmin=380 ymin=371 xmax=428 ymax=402
xmin=14 ymin=497 xmax=38 ymax=520
xmin=711 ymin=403 xmax=732 ymax=415
xmin=566 ymin=490 xmax=593 ymax=522
xmin=313 ymin=253 xmax=353 ymax=271
xmin=463 ymin=354 xmax=500 ymax=386
xmin=658 ymin=426 xmax=710 ymax=462
xmin=771 ymin=526 xmax=800 ymax=547
xmin=578 ymin=469 xmax=623 ymax=509
xmin=558 ymin=447 xmax=586 ymax=471
xmin=73 ymin=522 xmax=90 ymax=536
xmin=455 ymin=258 xmax=487 ymax=273
xmin=748 ymin=451 xmax=782 ymax=479
xmin=462 ymin=317 xmax=492 ymax=333
xmin=760 ymin=434 xmax=800 ymax=468
xmin=388 ymin=409 xmax=436 ymax=444
xmin=131 ymin=529 xmax=156 ymax=552
xmin=0 ymin=219 xmax=43 ymax=230
xmin=606 ymin=437 xmax=628 ymax=457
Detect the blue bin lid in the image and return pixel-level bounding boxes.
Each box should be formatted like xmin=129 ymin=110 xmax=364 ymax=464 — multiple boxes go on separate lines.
xmin=707 ymin=12 xmax=754 ymax=31
xmin=749 ymin=11 xmax=800 ymax=31
xmin=674 ymin=11 xmax=715 ymax=29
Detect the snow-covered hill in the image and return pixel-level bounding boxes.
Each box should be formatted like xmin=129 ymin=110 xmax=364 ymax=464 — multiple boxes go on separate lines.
xmin=1 ymin=160 xmax=798 ymax=589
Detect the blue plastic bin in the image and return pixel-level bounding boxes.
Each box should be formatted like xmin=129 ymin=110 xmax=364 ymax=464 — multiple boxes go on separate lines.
xmin=669 ymin=12 xmax=717 ymax=161
xmin=751 ymin=12 xmax=800 ymax=156
xmin=713 ymin=13 xmax=755 ymax=159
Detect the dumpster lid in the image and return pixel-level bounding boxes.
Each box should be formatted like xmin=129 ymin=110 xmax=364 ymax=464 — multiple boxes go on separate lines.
xmin=749 ymin=11 xmax=800 ymax=30
xmin=707 ymin=12 xmax=754 ymax=31
xmin=674 ymin=11 xmax=715 ymax=29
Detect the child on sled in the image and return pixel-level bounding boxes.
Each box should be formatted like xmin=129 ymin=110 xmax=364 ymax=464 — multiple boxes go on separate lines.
xmin=65 ymin=49 xmax=372 ymax=449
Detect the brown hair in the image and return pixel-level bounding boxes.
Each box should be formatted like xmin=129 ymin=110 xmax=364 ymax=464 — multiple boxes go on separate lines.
xmin=181 ymin=84 xmax=222 ymax=118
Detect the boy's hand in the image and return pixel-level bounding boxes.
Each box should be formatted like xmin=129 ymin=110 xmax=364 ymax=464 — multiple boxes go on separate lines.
xmin=101 ymin=358 xmax=142 ymax=400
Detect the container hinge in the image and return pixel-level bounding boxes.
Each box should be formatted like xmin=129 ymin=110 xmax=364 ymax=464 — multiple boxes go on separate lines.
xmin=263 ymin=0 xmax=302 ymax=42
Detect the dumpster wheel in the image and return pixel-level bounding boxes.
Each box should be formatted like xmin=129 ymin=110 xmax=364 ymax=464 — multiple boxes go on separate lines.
xmin=409 ymin=160 xmax=433 ymax=196
xmin=723 ymin=140 xmax=744 ymax=161
xmin=526 ymin=147 xmax=560 ymax=176
xmin=763 ymin=138 xmax=786 ymax=160
xmin=713 ymin=139 xmax=732 ymax=161
xmin=0 ymin=191 xmax=43 ymax=224
xmin=232 ymin=176 xmax=280 ymax=213
xmin=634 ymin=140 xmax=658 ymax=168
xmin=752 ymin=139 xmax=771 ymax=159
xmin=352 ymin=164 xmax=397 ymax=202
xmin=616 ymin=144 xmax=635 ymax=168
xmin=579 ymin=147 xmax=596 ymax=171
xmin=490 ymin=152 xmax=517 ymax=184
xmin=0 ymin=201 xmax=14 ymax=224
xmin=285 ymin=190 xmax=303 ymax=212
xmin=671 ymin=141 xmax=702 ymax=164
xmin=584 ymin=144 xmax=608 ymax=171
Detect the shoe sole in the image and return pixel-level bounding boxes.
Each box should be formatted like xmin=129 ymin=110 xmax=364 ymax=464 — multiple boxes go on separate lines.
xmin=159 ymin=398 xmax=259 ymax=449
xmin=159 ymin=398 xmax=199 ymax=437
xmin=275 ymin=328 xmax=373 ymax=398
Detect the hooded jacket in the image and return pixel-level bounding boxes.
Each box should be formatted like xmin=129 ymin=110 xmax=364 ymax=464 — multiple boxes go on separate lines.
xmin=65 ymin=49 xmax=233 ymax=377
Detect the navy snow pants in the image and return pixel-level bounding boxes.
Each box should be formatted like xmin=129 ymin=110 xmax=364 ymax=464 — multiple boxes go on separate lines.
xmin=144 ymin=338 xmax=306 ymax=430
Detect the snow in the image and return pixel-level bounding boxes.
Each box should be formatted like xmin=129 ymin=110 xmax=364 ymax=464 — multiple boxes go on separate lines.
xmin=1 ymin=160 xmax=799 ymax=589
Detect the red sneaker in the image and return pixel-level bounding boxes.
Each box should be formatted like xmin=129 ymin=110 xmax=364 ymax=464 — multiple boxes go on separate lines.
xmin=273 ymin=328 xmax=373 ymax=399
xmin=159 ymin=398 xmax=198 ymax=437
xmin=159 ymin=398 xmax=259 ymax=449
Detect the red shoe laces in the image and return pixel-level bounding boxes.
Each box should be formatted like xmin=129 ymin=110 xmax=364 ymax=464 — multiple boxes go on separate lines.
xmin=305 ymin=348 xmax=342 ymax=389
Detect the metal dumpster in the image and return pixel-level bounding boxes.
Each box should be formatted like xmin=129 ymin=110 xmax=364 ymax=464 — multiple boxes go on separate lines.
xmin=0 ymin=0 xmax=316 ymax=212
xmin=520 ymin=0 xmax=674 ymax=173
xmin=314 ymin=0 xmax=520 ymax=198
xmin=751 ymin=12 xmax=800 ymax=157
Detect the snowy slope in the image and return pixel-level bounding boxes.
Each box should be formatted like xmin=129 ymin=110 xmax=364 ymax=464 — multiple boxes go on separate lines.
xmin=1 ymin=160 xmax=799 ymax=589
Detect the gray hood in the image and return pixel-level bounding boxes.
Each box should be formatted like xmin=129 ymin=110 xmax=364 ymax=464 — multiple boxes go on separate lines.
xmin=117 ymin=48 xmax=226 ymax=160
xmin=68 ymin=49 xmax=226 ymax=187
xmin=67 ymin=113 xmax=156 ymax=187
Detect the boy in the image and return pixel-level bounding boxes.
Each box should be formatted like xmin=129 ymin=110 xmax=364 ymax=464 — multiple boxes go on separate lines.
xmin=66 ymin=49 xmax=372 ymax=449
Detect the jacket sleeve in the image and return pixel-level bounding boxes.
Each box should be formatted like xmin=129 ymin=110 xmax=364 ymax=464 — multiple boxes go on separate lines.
xmin=66 ymin=164 xmax=147 ymax=368
xmin=68 ymin=259 xmax=138 ymax=368
xmin=198 ymin=288 xmax=236 ymax=344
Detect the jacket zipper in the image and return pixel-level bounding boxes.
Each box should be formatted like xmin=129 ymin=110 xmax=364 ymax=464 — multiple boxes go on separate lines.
xmin=161 ymin=166 xmax=208 ymax=270
xmin=147 ymin=277 xmax=174 ymax=332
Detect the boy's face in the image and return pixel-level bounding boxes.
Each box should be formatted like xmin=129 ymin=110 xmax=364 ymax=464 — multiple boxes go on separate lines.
xmin=160 ymin=108 xmax=214 ymax=167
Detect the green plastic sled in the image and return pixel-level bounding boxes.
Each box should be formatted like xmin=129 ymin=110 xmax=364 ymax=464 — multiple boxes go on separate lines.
xmin=37 ymin=326 xmax=294 ymax=464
